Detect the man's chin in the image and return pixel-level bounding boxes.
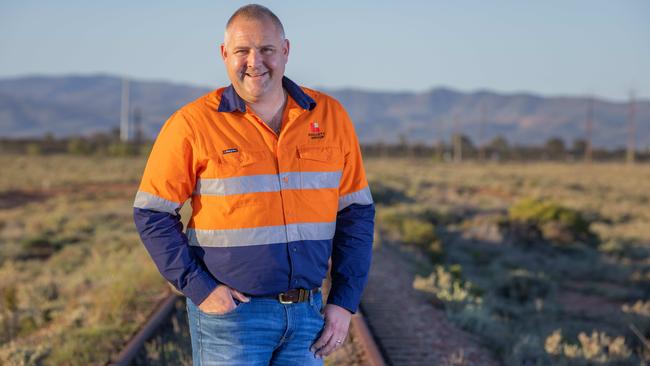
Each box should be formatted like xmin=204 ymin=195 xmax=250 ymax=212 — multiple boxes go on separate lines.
xmin=241 ymin=85 xmax=269 ymax=99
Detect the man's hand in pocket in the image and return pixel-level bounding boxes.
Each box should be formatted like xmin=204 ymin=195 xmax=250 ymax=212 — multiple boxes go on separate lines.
xmin=198 ymin=284 xmax=250 ymax=314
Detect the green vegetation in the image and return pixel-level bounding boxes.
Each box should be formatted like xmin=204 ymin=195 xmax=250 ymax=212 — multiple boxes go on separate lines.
xmin=507 ymin=197 xmax=596 ymax=246
xmin=377 ymin=207 xmax=444 ymax=263
xmin=367 ymin=158 xmax=650 ymax=365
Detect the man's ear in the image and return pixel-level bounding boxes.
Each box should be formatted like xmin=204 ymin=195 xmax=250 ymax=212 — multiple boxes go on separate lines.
xmin=283 ymin=39 xmax=290 ymax=58
xmin=220 ymin=43 xmax=227 ymax=61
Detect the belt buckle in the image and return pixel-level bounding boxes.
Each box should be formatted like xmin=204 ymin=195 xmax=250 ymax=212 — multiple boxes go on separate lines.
xmin=278 ymin=293 xmax=292 ymax=304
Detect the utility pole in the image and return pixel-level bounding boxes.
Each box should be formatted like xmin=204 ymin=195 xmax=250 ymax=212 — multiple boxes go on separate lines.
xmin=453 ymin=114 xmax=462 ymax=163
xmin=435 ymin=118 xmax=445 ymax=162
xmin=627 ymin=91 xmax=636 ymax=164
xmin=478 ymin=101 xmax=486 ymax=162
xmin=120 ymin=77 xmax=131 ymax=142
xmin=585 ymin=97 xmax=593 ymax=163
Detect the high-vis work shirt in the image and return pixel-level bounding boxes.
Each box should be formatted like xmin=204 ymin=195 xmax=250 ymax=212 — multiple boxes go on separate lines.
xmin=133 ymin=77 xmax=374 ymax=313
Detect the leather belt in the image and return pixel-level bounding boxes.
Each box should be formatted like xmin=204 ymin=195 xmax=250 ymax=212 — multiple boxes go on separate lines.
xmin=253 ymin=288 xmax=319 ymax=304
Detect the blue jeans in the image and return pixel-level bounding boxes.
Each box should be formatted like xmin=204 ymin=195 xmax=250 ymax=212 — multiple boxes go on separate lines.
xmin=186 ymin=290 xmax=325 ymax=366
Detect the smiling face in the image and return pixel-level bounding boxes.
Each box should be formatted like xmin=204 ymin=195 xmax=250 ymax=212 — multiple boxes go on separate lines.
xmin=221 ymin=16 xmax=289 ymax=104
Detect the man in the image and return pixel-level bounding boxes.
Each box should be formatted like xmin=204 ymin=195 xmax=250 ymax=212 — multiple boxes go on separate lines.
xmin=133 ymin=4 xmax=374 ymax=365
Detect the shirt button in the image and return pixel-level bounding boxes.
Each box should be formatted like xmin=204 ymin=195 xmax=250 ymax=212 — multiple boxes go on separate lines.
xmin=292 ymin=247 xmax=297 ymax=252
xmin=283 ymin=176 xmax=289 ymax=183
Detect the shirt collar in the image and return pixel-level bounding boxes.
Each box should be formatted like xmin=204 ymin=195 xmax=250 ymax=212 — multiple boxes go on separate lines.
xmin=217 ymin=76 xmax=317 ymax=113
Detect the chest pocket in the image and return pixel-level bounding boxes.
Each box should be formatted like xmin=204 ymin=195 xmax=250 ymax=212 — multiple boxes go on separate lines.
xmin=204 ymin=150 xmax=272 ymax=211
xmin=297 ymin=145 xmax=343 ymax=190
xmin=216 ymin=150 xmax=270 ymax=178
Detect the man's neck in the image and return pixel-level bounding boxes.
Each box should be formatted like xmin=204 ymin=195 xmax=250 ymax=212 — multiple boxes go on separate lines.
xmin=248 ymin=88 xmax=287 ymax=134
xmin=247 ymin=87 xmax=285 ymax=115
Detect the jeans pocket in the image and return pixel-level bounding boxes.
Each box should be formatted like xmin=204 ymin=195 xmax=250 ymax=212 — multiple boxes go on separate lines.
xmin=309 ymin=294 xmax=325 ymax=320
xmin=199 ymin=301 xmax=243 ymax=318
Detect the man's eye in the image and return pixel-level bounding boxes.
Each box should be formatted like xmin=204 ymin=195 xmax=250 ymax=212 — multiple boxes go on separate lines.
xmin=261 ymin=48 xmax=274 ymax=54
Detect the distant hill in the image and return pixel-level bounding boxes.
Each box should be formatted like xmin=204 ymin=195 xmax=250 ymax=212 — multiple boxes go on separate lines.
xmin=1 ymin=74 xmax=648 ymax=149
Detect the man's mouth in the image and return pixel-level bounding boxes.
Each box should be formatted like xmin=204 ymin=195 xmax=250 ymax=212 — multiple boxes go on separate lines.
xmin=244 ymin=71 xmax=269 ymax=79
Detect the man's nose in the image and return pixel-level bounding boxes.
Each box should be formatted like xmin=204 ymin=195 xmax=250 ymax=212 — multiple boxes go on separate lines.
xmin=246 ymin=50 xmax=263 ymax=69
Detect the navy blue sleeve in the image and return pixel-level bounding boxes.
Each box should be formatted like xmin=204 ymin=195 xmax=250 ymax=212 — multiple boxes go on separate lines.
xmin=134 ymin=207 xmax=219 ymax=305
xmin=327 ymin=203 xmax=375 ymax=314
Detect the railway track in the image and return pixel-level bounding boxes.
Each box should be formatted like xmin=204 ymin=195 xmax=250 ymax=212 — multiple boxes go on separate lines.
xmin=108 ymin=240 xmax=499 ymax=366
xmin=109 ymin=290 xmax=386 ymax=366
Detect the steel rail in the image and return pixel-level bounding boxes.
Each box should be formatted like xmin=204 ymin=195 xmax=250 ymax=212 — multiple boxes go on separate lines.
xmin=109 ymin=292 xmax=179 ymax=366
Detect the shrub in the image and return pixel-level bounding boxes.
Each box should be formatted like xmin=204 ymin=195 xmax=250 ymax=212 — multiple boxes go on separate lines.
xmin=413 ymin=265 xmax=482 ymax=309
xmin=401 ymin=218 xmax=436 ymax=247
xmin=621 ymin=300 xmax=650 ymax=317
xmin=544 ymin=329 xmax=633 ymax=364
xmin=107 ymin=142 xmax=139 ymax=156
xmin=495 ymin=269 xmax=552 ymax=305
xmin=507 ymin=198 xmax=596 ymax=246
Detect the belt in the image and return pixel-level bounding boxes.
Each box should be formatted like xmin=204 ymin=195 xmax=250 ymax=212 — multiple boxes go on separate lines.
xmin=253 ymin=288 xmax=319 ymax=304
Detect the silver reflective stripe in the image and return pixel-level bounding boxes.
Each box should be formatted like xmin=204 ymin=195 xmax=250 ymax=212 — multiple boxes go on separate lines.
xmin=133 ymin=190 xmax=182 ymax=215
xmin=187 ymin=222 xmax=336 ymax=247
xmin=338 ymin=186 xmax=374 ymax=211
xmin=195 ymin=174 xmax=280 ymax=196
xmin=296 ymin=171 xmax=342 ymax=190
xmin=286 ymin=222 xmax=337 ymax=242
xmin=195 ymin=171 xmax=342 ymax=196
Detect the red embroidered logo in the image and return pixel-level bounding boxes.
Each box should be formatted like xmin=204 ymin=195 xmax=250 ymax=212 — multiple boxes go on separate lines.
xmin=310 ymin=122 xmax=321 ymax=133
xmin=308 ymin=121 xmax=325 ymax=139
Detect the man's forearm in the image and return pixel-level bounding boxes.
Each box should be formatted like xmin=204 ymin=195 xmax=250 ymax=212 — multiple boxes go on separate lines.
xmin=133 ymin=208 xmax=219 ymax=305
xmin=327 ymin=202 xmax=375 ymax=313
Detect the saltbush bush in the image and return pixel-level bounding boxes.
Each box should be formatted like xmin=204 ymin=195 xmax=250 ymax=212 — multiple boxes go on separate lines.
xmin=507 ymin=198 xmax=597 ymax=246
xmin=544 ymin=329 xmax=633 ymax=364
xmin=495 ymin=269 xmax=552 ymax=305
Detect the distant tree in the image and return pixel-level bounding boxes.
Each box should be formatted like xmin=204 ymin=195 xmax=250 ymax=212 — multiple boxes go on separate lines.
xmin=67 ymin=138 xmax=92 ymax=155
xmin=451 ymin=134 xmax=475 ymax=162
xmin=572 ymin=138 xmax=589 ymax=161
xmin=572 ymin=138 xmax=587 ymax=156
xmin=487 ymin=135 xmax=510 ymax=160
xmin=43 ymin=132 xmax=55 ymax=142
xmin=545 ymin=137 xmax=566 ymax=160
xmin=25 ymin=143 xmax=42 ymax=156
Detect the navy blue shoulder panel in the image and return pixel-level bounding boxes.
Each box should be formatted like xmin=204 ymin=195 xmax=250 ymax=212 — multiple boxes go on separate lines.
xmin=217 ymin=84 xmax=247 ymax=113
xmin=282 ymin=77 xmax=317 ymax=111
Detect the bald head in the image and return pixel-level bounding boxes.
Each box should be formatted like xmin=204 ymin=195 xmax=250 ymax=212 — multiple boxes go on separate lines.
xmin=225 ymin=4 xmax=285 ymax=42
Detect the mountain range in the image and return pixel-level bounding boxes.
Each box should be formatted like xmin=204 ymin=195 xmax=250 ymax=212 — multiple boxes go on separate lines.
xmin=1 ymin=74 xmax=648 ymax=149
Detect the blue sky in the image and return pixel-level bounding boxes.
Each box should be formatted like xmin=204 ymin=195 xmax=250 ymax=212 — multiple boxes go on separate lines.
xmin=1 ymin=0 xmax=648 ymax=101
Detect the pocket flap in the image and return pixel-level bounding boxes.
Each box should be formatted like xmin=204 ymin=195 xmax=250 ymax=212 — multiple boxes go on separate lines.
xmin=220 ymin=150 xmax=268 ymax=167
xmin=297 ymin=145 xmax=342 ymax=163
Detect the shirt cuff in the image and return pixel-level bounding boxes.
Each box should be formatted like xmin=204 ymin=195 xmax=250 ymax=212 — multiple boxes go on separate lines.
xmin=182 ymin=270 xmax=219 ymax=306
xmin=326 ymin=284 xmax=361 ymax=314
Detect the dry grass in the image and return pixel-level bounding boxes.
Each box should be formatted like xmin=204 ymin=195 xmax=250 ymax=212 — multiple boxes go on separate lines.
xmin=0 ymin=154 xmax=166 ymax=365
xmin=368 ymin=158 xmax=650 ymax=365
xmin=2 ymin=155 xmax=649 ymax=364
